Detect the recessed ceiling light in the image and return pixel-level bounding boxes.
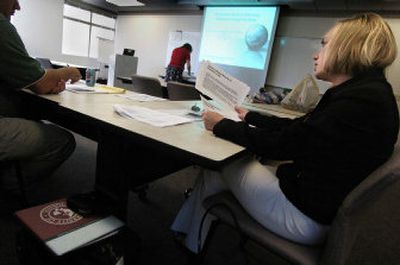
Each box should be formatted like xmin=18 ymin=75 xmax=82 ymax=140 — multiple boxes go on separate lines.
xmin=105 ymin=0 xmax=145 ymax=6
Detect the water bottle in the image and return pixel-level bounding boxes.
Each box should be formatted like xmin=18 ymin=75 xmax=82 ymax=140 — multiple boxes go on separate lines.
xmin=85 ymin=68 xmax=96 ymax=87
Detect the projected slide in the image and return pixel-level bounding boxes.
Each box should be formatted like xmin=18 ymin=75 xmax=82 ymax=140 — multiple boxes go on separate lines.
xmin=199 ymin=6 xmax=279 ymax=70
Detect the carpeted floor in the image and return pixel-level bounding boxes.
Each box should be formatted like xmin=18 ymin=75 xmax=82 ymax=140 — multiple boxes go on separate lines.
xmin=0 ymin=132 xmax=247 ymax=265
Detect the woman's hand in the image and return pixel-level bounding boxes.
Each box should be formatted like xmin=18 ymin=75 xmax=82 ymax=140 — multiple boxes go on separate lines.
xmin=202 ymin=111 xmax=224 ymax=131
xmin=235 ymin=106 xmax=249 ymax=121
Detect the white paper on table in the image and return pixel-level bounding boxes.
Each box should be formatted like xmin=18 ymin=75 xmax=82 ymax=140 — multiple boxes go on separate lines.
xmin=196 ymin=61 xmax=250 ymax=118
xmin=66 ymin=80 xmax=125 ymax=94
xmin=161 ymin=108 xmax=202 ymax=120
xmin=113 ymin=104 xmax=201 ymax=127
xmin=66 ymin=82 xmax=95 ymax=92
xmin=117 ymin=92 xmax=166 ymax=102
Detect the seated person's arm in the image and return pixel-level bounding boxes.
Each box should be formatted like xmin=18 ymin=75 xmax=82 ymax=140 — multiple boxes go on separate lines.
xmin=236 ymin=106 xmax=299 ymax=129
xmin=30 ymin=67 xmax=81 ymax=94
xmin=245 ymin=111 xmax=301 ymax=129
xmin=203 ymin=107 xmax=309 ymax=160
xmin=212 ymin=116 xmax=310 ymax=160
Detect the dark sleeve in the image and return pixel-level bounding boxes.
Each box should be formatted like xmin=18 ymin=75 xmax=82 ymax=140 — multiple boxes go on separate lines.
xmin=244 ymin=111 xmax=302 ymax=129
xmin=213 ymin=92 xmax=381 ymax=160
xmin=0 ymin=20 xmax=44 ymax=90
xmin=213 ymin=117 xmax=311 ymax=160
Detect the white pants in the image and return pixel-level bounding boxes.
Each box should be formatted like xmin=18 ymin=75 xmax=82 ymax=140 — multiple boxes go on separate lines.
xmin=171 ymin=156 xmax=329 ymax=253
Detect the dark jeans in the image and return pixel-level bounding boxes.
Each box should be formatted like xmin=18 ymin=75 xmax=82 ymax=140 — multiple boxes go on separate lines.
xmin=165 ymin=66 xmax=183 ymax=82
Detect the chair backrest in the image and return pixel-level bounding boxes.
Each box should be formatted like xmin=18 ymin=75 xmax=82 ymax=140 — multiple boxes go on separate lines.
xmin=166 ymin=81 xmax=200 ymax=100
xmin=320 ymin=138 xmax=400 ymax=265
xmin=36 ymin=58 xmax=54 ymax=69
xmin=130 ymin=74 xmax=164 ymax=98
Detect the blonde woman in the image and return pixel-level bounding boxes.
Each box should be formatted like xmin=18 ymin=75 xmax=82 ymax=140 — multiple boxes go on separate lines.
xmin=172 ymin=13 xmax=399 ymax=254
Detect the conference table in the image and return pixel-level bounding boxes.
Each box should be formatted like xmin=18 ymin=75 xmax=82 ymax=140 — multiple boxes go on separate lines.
xmin=20 ymin=88 xmax=302 ymax=216
xmin=21 ymin=90 xmax=245 ymax=165
xmin=21 ymin=90 xmax=300 ymax=164
xmin=20 ymin=89 xmax=247 ymax=213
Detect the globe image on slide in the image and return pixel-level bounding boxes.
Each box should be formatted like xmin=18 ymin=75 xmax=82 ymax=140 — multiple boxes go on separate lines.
xmin=245 ymin=24 xmax=269 ymax=51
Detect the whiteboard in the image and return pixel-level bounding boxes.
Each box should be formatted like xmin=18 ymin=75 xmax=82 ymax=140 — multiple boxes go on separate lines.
xmin=98 ymin=38 xmax=114 ymax=63
xmin=165 ymin=31 xmax=201 ymax=74
xmin=267 ymin=36 xmax=330 ymax=93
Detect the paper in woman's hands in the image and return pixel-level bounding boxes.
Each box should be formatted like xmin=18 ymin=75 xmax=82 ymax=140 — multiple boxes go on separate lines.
xmin=196 ymin=61 xmax=250 ymax=121
xmin=200 ymin=95 xmax=241 ymax=121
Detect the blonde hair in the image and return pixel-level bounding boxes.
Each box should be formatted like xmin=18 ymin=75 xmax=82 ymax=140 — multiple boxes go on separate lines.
xmin=324 ymin=13 xmax=397 ymax=76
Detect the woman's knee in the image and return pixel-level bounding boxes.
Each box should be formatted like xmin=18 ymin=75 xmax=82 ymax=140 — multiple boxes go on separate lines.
xmin=221 ymin=156 xmax=277 ymax=187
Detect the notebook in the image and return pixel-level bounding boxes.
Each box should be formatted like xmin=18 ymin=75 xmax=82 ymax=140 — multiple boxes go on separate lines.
xmin=15 ymin=199 xmax=124 ymax=256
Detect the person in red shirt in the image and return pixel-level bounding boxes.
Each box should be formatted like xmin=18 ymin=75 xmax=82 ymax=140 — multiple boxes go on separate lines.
xmin=165 ymin=43 xmax=192 ymax=82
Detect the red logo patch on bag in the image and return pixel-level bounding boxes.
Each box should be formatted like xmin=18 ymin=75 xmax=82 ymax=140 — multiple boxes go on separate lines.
xmin=39 ymin=201 xmax=82 ymax=225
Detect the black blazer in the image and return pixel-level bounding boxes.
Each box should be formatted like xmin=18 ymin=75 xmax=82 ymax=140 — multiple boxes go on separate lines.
xmin=213 ymin=70 xmax=399 ymax=224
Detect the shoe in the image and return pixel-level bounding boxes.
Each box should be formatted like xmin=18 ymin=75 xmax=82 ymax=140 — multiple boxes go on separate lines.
xmin=67 ymin=190 xmax=117 ymax=217
xmin=172 ymin=232 xmax=202 ymax=263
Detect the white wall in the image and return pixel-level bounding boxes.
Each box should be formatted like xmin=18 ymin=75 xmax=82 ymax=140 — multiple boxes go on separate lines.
xmin=11 ymin=2 xmax=400 ymax=94
xmin=385 ymin=17 xmax=400 ymax=95
xmin=12 ymin=0 xmax=98 ymax=67
xmin=267 ymin=16 xmax=337 ymax=92
xmin=115 ymin=13 xmax=400 ymax=95
xmin=114 ymin=14 xmax=202 ymax=78
xmin=273 ymin=15 xmax=400 ymax=94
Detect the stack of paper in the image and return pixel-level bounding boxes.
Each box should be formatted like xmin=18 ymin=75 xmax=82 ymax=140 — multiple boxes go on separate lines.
xmin=66 ymin=81 xmax=125 ymax=94
xmin=118 ymin=92 xmax=166 ymax=102
xmin=113 ymin=104 xmax=201 ymax=127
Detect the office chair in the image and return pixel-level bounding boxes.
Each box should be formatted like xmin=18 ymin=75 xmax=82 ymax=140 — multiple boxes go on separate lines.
xmin=167 ymin=81 xmax=200 ymax=100
xmin=130 ymin=74 xmax=165 ymax=98
xmin=35 ymin=57 xmax=54 ymax=70
xmin=127 ymin=74 xmax=166 ymax=200
xmin=202 ymin=139 xmax=400 ymax=265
